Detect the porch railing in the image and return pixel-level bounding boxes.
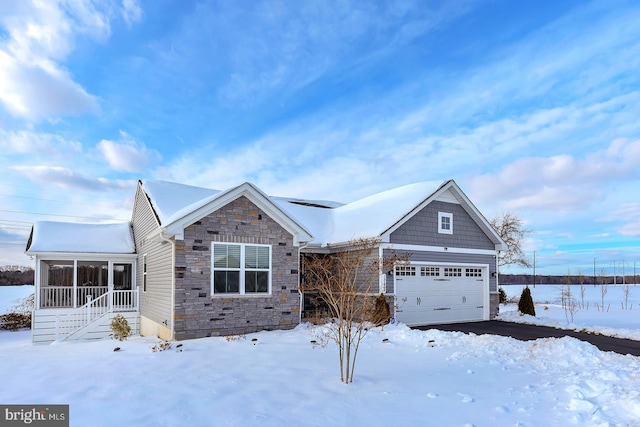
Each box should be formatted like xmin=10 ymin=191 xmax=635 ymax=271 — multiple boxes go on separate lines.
xmin=112 ymin=289 xmax=139 ymax=312
xmin=55 ymin=289 xmax=139 ymax=341
xmin=40 ymin=286 xmax=74 ymax=308
xmin=40 ymin=286 xmax=112 ymax=309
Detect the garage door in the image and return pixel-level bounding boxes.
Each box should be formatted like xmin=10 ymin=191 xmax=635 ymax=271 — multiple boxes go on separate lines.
xmin=394 ymin=265 xmax=485 ymax=326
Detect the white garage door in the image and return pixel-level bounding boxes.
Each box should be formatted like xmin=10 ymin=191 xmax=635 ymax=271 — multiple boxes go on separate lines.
xmin=394 ymin=265 xmax=486 ymax=326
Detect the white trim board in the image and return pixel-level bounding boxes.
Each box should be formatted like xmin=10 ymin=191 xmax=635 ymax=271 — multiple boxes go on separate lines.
xmin=381 ymin=243 xmax=498 ymax=256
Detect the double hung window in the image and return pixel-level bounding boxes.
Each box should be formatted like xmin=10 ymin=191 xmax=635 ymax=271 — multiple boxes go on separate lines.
xmin=212 ymin=243 xmax=271 ymax=295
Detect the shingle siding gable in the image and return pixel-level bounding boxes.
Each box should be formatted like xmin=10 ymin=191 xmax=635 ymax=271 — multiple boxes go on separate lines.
xmin=389 ymin=201 xmax=495 ymax=250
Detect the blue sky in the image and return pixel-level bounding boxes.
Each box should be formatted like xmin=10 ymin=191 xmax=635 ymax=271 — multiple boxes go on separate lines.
xmin=1 ymin=0 xmax=639 ymax=277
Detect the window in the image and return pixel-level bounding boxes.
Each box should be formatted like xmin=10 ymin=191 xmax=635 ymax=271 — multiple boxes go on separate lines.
xmin=212 ymin=243 xmax=271 ymax=295
xmin=438 ymin=212 xmax=453 ymax=234
xmin=466 ymin=268 xmax=482 ymax=277
xmin=395 ymin=266 xmax=416 ymax=276
xmin=444 ymin=267 xmax=462 ymax=277
xmin=143 ymin=254 xmax=147 ymax=292
xmin=421 ymin=267 xmax=440 ymax=276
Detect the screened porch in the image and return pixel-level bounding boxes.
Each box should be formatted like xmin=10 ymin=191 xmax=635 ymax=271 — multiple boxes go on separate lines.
xmin=38 ymin=259 xmax=137 ymax=310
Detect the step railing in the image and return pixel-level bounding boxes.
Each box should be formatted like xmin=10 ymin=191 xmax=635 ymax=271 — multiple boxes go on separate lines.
xmin=55 ymin=289 xmax=139 ymax=341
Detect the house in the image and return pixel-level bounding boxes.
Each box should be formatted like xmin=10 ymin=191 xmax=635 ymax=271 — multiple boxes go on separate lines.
xmin=25 ymin=179 xmax=506 ymax=343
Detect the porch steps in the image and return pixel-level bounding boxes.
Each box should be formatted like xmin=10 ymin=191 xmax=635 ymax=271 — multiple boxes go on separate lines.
xmin=32 ymin=290 xmax=140 ymax=344
xmin=32 ymin=311 xmax=140 ymax=343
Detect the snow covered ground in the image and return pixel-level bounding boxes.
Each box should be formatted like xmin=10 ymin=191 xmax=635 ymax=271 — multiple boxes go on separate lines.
xmin=499 ymin=284 xmax=640 ymax=341
xmin=1 ymin=285 xmax=639 ymax=426
xmin=0 ymin=285 xmax=34 ymax=313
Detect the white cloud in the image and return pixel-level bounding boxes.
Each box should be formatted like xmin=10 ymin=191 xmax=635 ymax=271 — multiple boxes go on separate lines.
xmin=601 ymin=203 xmax=640 ymax=238
xmin=0 ymin=0 xmax=138 ymax=121
xmin=468 ymin=138 xmax=640 ymax=213
xmin=97 ymin=132 xmax=161 ymax=173
xmin=122 ymin=0 xmax=142 ymax=26
xmin=0 ymin=130 xmax=82 ymax=156
xmin=0 ymin=51 xmax=99 ymax=119
xmin=10 ymin=165 xmax=133 ymax=192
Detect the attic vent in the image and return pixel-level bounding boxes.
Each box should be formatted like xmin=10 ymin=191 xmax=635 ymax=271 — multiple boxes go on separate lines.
xmin=288 ymin=201 xmax=333 ymax=209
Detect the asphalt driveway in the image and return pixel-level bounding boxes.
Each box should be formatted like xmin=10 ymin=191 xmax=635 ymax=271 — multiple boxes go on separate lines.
xmin=413 ymin=321 xmax=640 ymax=357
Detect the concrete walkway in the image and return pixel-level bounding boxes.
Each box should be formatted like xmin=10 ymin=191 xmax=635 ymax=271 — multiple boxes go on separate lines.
xmin=413 ymin=321 xmax=640 ymax=357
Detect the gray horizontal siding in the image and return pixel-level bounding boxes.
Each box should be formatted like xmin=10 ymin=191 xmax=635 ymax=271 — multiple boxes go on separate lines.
xmin=355 ymin=249 xmax=381 ymax=294
xmin=390 ymin=201 xmax=495 ymax=250
xmin=383 ymin=249 xmax=498 ymax=293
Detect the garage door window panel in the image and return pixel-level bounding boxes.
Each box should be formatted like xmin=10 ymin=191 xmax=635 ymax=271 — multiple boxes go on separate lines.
xmin=421 ymin=267 xmax=440 ymax=277
xmin=466 ymin=268 xmax=482 ymax=277
xmin=396 ymin=266 xmax=416 ymax=276
xmin=444 ymin=267 xmax=462 ymax=277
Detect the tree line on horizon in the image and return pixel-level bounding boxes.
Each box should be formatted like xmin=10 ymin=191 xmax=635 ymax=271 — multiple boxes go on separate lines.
xmin=500 ymin=273 xmax=639 ymax=286
xmin=0 ymin=267 xmax=34 ymax=286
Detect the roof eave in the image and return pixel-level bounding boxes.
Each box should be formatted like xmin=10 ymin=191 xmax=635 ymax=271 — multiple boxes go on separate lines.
xmin=163 ymin=182 xmax=314 ymax=245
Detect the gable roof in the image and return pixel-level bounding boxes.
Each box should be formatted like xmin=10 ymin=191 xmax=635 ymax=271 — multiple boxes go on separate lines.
xmin=26 ymin=221 xmax=136 ymax=254
xmin=140 ymin=180 xmax=314 ymax=244
xmin=272 ymin=181 xmax=445 ymax=246
xmin=380 ymin=180 xmax=506 ymax=250
xmin=139 ymin=179 xmax=505 ymax=250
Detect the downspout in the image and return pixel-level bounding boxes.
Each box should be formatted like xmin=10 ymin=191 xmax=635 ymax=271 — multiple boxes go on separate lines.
xmin=298 ymin=242 xmax=309 ymax=325
xmin=159 ymin=231 xmax=176 ymax=341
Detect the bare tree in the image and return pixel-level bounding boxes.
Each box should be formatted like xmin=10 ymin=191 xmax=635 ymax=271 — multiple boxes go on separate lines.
xmin=599 ymin=268 xmax=609 ymax=312
xmin=301 ymin=238 xmax=404 ymax=384
xmin=561 ymin=269 xmax=578 ymax=323
xmin=490 ymin=212 xmax=532 ymax=268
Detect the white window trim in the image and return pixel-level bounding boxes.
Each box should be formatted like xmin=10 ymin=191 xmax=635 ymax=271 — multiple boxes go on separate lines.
xmin=438 ymin=212 xmax=453 ymax=235
xmin=211 ymin=243 xmax=272 ymax=296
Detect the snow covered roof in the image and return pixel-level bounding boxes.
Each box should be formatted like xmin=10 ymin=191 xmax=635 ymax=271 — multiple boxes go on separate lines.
xmin=142 ymin=180 xmax=220 ymax=225
xmin=141 ymin=179 xmax=448 ymax=246
xmin=26 ymin=221 xmax=135 ymax=254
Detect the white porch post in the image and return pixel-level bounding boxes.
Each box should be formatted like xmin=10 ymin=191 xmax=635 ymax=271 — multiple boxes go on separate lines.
xmin=34 ymin=257 xmax=41 ymax=310
xmin=73 ymin=259 xmax=78 ymax=308
xmin=108 ymin=261 xmax=114 ymax=312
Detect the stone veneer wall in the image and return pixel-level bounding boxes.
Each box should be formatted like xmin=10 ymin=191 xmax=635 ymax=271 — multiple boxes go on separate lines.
xmin=490 ymin=292 xmax=499 ymax=319
xmin=173 ymin=196 xmax=300 ymax=339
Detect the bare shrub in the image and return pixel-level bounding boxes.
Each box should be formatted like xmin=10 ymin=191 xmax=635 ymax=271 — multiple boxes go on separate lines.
xmin=561 ymin=285 xmax=578 ymax=323
xmin=599 ymin=271 xmax=608 ymax=312
xmin=301 ymin=238 xmax=405 ymax=384
xmin=0 ymin=293 xmax=34 ymax=331
xmin=623 ymin=284 xmax=631 ymax=310
xmin=0 ymin=313 xmax=31 ymax=330
xmin=151 ymin=341 xmax=172 ymax=352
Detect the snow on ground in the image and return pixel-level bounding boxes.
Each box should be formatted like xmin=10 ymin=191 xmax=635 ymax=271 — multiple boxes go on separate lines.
xmin=0 ymin=285 xmax=34 ymax=314
xmin=499 ymin=284 xmax=640 ymax=341
xmin=0 ymin=286 xmax=639 ymax=426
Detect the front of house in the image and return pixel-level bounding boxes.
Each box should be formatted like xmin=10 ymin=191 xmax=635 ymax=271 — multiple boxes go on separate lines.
xmin=26 ymin=179 xmax=506 ymax=343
